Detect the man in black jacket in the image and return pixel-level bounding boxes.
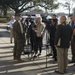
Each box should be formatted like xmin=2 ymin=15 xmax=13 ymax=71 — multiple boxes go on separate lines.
xmin=55 ymin=16 xmax=72 ymax=74
xmin=50 ymin=19 xmax=57 ymax=61
xmin=70 ymin=15 xmax=75 ymax=66
xmin=25 ymin=15 xmax=32 ymax=45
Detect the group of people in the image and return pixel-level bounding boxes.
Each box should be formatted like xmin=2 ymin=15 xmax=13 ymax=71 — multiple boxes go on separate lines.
xmin=9 ymin=14 xmax=75 ymax=74
xmin=10 ymin=14 xmax=45 ymax=62
xmin=45 ymin=14 xmax=58 ymax=61
xmin=25 ymin=15 xmax=45 ymax=57
xmin=45 ymin=14 xmax=75 ymax=74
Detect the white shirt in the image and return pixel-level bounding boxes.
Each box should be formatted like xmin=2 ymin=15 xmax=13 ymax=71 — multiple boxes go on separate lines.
xmin=9 ymin=19 xmax=16 ymax=28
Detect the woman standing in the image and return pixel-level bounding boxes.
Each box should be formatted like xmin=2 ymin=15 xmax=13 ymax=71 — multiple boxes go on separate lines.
xmin=33 ymin=16 xmax=45 ymax=57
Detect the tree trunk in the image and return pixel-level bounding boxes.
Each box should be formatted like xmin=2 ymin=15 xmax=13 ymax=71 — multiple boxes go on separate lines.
xmin=1 ymin=10 xmax=4 ymax=17
xmin=3 ymin=9 xmax=7 ymax=17
xmin=15 ymin=9 xmax=21 ymax=16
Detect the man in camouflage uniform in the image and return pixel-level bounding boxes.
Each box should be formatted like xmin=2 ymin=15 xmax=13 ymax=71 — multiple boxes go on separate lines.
xmin=13 ymin=14 xmax=25 ymax=62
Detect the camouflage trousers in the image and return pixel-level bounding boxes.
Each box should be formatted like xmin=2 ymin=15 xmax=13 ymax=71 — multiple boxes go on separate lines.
xmin=13 ymin=40 xmax=24 ymax=60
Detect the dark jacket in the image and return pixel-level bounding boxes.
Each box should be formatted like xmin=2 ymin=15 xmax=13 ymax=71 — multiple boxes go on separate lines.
xmin=25 ymin=17 xmax=32 ymax=26
xmin=50 ymin=25 xmax=57 ymax=46
xmin=55 ymin=23 xmax=72 ymax=48
xmin=70 ymin=21 xmax=75 ymax=29
xmin=70 ymin=21 xmax=75 ymax=42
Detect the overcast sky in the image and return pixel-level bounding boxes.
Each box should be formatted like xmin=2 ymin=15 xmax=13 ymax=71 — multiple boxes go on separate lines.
xmin=54 ymin=0 xmax=75 ymax=13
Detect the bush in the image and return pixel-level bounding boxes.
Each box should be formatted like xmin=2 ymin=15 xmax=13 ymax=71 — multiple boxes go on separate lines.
xmin=0 ymin=18 xmax=8 ymax=23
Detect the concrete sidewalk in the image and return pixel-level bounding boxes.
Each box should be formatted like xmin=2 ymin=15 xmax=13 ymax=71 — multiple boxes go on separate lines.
xmin=0 ymin=23 xmax=75 ymax=75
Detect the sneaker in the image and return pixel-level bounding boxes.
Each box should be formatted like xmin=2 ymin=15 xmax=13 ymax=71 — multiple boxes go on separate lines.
xmin=46 ymin=53 xmax=52 ymax=56
xmin=10 ymin=41 xmax=12 ymax=43
xmin=64 ymin=70 xmax=67 ymax=73
xmin=16 ymin=59 xmax=24 ymax=63
xmin=33 ymin=55 xmax=37 ymax=58
xmin=37 ymin=53 xmax=41 ymax=56
xmin=69 ymin=61 xmax=74 ymax=63
xmin=54 ymin=58 xmax=57 ymax=61
xmin=13 ymin=58 xmax=17 ymax=60
xmin=55 ymin=70 xmax=64 ymax=74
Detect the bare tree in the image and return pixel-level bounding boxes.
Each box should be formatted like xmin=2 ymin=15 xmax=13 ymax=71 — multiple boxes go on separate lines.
xmin=0 ymin=0 xmax=59 ymax=16
xmin=59 ymin=0 xmax=73 ymax=16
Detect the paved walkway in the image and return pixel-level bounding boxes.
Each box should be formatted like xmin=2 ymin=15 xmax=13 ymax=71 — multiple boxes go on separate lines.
xmin=0 ymin=23 xmax=75 ymax=75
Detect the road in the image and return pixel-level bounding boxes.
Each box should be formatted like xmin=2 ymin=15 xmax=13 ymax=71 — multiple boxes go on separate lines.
xmin=0 ymin=23 xmax=75 ymax=75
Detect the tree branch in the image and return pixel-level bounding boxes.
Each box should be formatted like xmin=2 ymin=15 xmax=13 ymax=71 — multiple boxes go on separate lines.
xmin=20 ymin=5 xmax=34 ymax=12
xmin=19 ymin=2 xmax=28 ymax=10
